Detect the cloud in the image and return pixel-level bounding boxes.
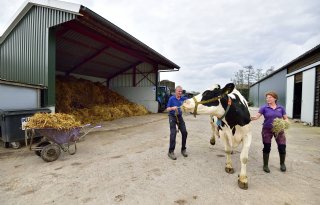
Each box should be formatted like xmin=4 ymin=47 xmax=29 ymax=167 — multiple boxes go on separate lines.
xmin=161 ymin=62 xmax=243 ymax=91
xmin=1 ymin=0 xmax=320 ymax=92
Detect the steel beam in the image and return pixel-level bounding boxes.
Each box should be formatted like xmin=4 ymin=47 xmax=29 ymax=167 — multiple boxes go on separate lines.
xmin=66 ymin=22 xmax=157 ymax=66
xmin=66 ymin=46 xmax=108 ymax=75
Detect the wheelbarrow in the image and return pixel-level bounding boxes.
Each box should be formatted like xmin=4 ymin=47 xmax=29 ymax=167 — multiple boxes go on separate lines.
xmin=25 ymin=124 xmax=101 ymax=162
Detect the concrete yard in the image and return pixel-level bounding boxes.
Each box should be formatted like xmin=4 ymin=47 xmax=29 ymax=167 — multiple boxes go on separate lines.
xmin=0 ymin=108 xmax=319 ymax=205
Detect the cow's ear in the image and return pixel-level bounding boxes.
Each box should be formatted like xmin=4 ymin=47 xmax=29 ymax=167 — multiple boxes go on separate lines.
xmin=202 ymin=90 xmax=211 ymax=97
xmin=221 ymin=83 xmax=235 ymax=94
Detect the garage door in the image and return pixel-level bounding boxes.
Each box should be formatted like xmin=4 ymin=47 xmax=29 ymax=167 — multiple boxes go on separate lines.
xmin=0 ymin=84 xmax=40 ymax=110
xmin=286 ymin=76 xmax=294 ymax=118
xmin=301 ymin=68 xmax=316 ymax=125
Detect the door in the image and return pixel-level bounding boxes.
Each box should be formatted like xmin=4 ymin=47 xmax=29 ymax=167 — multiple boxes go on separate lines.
xmin=293 ymin=82 xmax=302 ymax=118
xmin=301 ymin=68 xmax=316 ymax=125
xmin=286 ymin=76 xmax=294 ymax=118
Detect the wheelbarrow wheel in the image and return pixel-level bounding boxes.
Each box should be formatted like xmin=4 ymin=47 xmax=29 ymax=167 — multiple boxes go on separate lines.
xmin=35 ymin=141 xmax=50 ymax=156
xmin=41 ymin=144 xmax=61 ymax=162
xmin=68 ymin=141 xmax=77 ymax=155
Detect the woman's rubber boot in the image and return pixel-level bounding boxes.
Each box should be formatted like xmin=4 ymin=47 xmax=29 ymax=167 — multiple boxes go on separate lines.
xmin=263 ymin=153 xmax=270 ymax=173
xmin=280 ymin=153 xmax=286 ymax=172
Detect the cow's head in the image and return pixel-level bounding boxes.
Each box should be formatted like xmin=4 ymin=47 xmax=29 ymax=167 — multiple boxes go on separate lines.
xmin=182 ymin=83 xmax=235 ymax=117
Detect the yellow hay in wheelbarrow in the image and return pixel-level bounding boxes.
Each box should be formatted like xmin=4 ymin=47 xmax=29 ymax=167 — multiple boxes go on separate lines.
xmin=272 ymin=118 xmax=289 ymax=135
xmin=25 ymin=113 xmax=82 ymax=130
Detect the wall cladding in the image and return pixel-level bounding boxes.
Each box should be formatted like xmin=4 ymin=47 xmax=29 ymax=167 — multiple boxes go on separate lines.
xmin=314 ymin=66 xmax=320 ymax=126
xmin=249 ymin=69 xmax=287 ymax=107
xmin=249 ymin=83 xmax=259 ymax=107
xmin=287 ymin=52 xmax=320 ymax=74
xmin=0 ymin=6 xmax=76 ymax=86
xmin=109 ymin=62 xmax=156 ymax=87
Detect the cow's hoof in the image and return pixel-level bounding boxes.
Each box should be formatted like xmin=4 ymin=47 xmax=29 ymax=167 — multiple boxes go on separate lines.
xmin=238 ymin=176 xmax=248 ymax=190
xmin=210 ymin=137 xmax=215 ymax=145
xmin=238 ymin=179 xmax=248 ymax=190
xmin=225 ymin=167 xmax=234 ymax=174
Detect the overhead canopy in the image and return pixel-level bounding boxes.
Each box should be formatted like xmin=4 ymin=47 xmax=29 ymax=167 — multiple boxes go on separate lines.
xmin=56 ymin=6 xmax=180 ymax=79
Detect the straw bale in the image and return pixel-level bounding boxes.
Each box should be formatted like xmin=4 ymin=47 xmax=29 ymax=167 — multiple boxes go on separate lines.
xmin=56 ymin=76 xmax=149 ymax=123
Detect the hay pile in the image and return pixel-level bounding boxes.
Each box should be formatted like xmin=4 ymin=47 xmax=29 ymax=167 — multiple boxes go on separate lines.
xmin=56 ymin=76 xmax=149 ymax=124
xmin=25 ymin=113 xmax=81 ymax=130
xmin=272 ymin=118 xmax=290 ymax=135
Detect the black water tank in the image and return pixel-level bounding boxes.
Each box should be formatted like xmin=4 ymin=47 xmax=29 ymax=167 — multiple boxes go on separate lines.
xmin=0 ymin=108 xmax=51 ymax=148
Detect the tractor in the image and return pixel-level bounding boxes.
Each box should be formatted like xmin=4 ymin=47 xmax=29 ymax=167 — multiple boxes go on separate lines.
xmin=157 ymin=86 xmax=171 ymax=112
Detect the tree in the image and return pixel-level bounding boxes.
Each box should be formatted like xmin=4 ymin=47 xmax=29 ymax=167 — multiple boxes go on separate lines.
xmin=243 ymin=65 xmax=255 ymax=86
xmin=230 ymin=65 xmax=277 ymax=102
xmin=232 ymin=69 xmax=245 ymax=86
xmin=265 ymin=66 xmax=274 ymax=76
xmin=255 ymin=68 xmax=264 ymax=81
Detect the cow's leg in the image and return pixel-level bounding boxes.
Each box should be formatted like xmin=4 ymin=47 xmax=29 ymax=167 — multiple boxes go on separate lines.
xmin=209 ymin=121 xmax=216 ymax=145
xmin=238 ymin=132 xmax=252 ymax=190
xmin=223 ymin=137 xmax=234 ymax=174
xmin=209 ymin=115 xmax=218 ymax=145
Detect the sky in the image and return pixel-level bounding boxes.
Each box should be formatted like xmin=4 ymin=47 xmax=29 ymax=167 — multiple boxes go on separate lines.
xmin=1 ymin=0 xmax=320 ymax=92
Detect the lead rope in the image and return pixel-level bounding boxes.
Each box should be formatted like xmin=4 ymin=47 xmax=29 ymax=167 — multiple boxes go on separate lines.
xmin=192 ymin=97 xmax=199 ymax=118
xmin=192 ymin=96 xmax=222 ymax=118
xmin=192 ymin=95 xmax=232 ymax=126
xmin=175 ymin=109 xmax=180 ymax=133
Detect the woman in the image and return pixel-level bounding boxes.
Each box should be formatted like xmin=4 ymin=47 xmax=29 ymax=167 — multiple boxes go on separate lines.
xmin=251 ymin=91 xmax=288 ymax=173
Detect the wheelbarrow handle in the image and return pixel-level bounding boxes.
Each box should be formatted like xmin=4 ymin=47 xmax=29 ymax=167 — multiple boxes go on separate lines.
xmin=78 ymin=125 xmax=102 ymax=140
xmin=25 ymin=129 xmax=35 ymax=151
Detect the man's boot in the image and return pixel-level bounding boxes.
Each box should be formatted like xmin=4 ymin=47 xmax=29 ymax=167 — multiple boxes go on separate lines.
xmin=263 ymin=153 xmax=270 ymax=173
xmin=168 ymin=152 xmax=177 ymax=160
xmin=280 ymin=153 xmax=286 ymax=172
xmin=181 ymin=149 xmax=188 ymax=157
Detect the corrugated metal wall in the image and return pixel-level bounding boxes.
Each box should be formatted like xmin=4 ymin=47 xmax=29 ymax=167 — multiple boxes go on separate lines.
xmin=314 ymin=66 xmax=320 ymax=126
xmin=109 ymin=62 xmax=156 ymax=87
xmin=249 ymin=69 xmax=287 ymax=107
xmin=249 ymin=83 xmax=259 ymax=106
xmin=0 ymin=6 xmax=76 ymax=86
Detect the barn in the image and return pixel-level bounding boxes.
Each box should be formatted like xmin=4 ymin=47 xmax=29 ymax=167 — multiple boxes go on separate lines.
xmin=0 ymin=0 xmax=179 ymax=113
xmin=250 ymin=44 xmax=320 ymax=126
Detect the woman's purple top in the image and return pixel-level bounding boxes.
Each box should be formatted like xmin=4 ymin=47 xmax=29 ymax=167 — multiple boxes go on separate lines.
xmin=259 ymin=104 xmax=286 ymax=129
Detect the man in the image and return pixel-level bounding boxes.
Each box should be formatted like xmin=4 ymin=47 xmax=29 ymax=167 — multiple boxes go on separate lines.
xmin=166 ymin=86 xmax=188 ymax=160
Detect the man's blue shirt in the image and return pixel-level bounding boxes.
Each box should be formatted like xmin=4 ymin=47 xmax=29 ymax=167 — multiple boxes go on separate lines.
xmin=167 ymin=96 xmax=188 ymax=115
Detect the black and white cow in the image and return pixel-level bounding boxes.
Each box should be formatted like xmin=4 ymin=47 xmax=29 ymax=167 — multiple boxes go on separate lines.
xmin=182 ymin=83 xmax=252 ymax=189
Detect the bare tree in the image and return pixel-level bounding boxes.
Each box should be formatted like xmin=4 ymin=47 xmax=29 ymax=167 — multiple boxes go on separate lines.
xmin=238 ymin=69 xmax=245 ymax=85
xmin=232 ymin=69 xmax=245 ymax=86
xmin=255 ymin=68 xmax=264 ymax=81
xmin=244 ymin=65 xmax=255 ymax=86
xmin=265 ymin=66 xmax=274 ymax=76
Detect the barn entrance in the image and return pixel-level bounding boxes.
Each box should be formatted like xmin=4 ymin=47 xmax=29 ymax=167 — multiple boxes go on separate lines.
xmin=293 ymin=73 xmax=302 ymax=118
xmin=293 ymin=82 xmax=302 ymax=118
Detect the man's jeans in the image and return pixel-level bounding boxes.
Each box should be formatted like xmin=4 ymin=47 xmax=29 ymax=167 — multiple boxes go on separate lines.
xmin=169 ymin=114 xmax=188 ymax=152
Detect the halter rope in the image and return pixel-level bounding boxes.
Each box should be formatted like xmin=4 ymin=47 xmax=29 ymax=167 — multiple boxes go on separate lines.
xmin=192 ymin=95 xmax=232 ymax=126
